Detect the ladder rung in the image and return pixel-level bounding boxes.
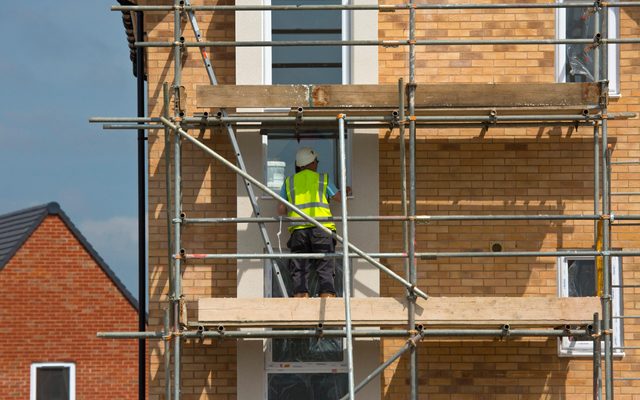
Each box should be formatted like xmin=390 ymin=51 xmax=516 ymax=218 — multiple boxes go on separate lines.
xmin=614 ymin=346 xmax=640 ymax=350
xmin=613 ymin=315 xmax=640 ymax=319
xmin=614 ymin=378 xmax=640 ymax=381
xmin=611 ymin=192 xmax=640 ymax=196
xmin=613 ymin=284 xmax=640 ymax=288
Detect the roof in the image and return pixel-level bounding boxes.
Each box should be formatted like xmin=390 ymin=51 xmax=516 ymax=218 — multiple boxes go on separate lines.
xmin=0 ymin=202 xmax=139 ymax=311
xmin=117 ymin=0 xmax=144 ymax=79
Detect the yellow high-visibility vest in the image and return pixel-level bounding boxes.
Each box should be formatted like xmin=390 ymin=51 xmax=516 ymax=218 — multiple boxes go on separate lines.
xmin=285 ymin=170 xmax=335 ymax=232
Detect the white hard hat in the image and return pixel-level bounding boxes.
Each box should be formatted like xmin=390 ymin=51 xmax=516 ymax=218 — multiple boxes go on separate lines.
xmin=295 ymin=147 xmax=318 ymax=167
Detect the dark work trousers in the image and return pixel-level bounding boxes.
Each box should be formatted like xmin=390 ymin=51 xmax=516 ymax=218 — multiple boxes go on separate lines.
xmin=287 ymin=226 xmax=336 ymax=296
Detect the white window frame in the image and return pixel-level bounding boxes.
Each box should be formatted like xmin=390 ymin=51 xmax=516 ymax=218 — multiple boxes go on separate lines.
xmin=555 ymin=0 xmax=620 ymax=96
xmin=557 ymin=256 xmax=624 ymax=357
xmin=262 ymin=0 xmax=352 ymax=86
xmin=30 ymin=362 xmax=76 ymax=400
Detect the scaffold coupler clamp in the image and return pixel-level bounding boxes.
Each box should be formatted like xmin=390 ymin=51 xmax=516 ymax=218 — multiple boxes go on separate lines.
xmin=489 ymin=109 xmax=498 ymax=125
xmin=594 ymin=0 xmax=603 ymax=11
xmin=316 ymin=323 xmax=324 ymax=337
xmin=407 ymin=331 xmax=423 ymax=348
xmin=196 ymin=325 xmax=206 ymax=341
xmin=501 ymin=324 xmax=511 ymax=339
xmin=174 ymin=2 xmax=185 ymax=12
xmin=587 ymin=323 xmax=599 ymax=339
xmin=390 ymin=109 xmax=401 ymax=132
xmin=407 ymin=285 xmax=418 ymax=302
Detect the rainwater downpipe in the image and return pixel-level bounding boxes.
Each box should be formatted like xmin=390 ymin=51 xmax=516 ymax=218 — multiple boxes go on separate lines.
xmin=135 ymin=10 xmax=147 ymax=400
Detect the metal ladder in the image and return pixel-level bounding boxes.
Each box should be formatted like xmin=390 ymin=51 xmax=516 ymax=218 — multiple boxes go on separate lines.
xmin=183 ymin=0 xmax=289 ymax=296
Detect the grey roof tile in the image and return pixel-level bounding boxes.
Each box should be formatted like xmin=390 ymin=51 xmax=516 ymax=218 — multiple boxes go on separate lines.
xmin=0 ymin=202 xmax=138 ymax=311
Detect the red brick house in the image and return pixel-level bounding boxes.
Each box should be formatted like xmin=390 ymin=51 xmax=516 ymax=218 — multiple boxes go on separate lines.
xmin=0 ymin=202 xmax=139 ymax=399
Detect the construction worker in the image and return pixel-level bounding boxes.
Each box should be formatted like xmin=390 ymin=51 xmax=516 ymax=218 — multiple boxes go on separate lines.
xmin=277 ymin=147 xmax=352 ymax=298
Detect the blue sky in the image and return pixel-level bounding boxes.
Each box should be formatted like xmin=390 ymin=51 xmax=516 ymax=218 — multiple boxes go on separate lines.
xmin=0 ymin=2 xmax=140 ymax=296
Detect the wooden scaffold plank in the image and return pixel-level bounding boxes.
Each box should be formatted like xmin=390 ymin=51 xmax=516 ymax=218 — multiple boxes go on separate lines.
xmin=197 ymin=296 xmax=600 ymax=328
xmin=196 ymin=83 xmax=601 ymax=110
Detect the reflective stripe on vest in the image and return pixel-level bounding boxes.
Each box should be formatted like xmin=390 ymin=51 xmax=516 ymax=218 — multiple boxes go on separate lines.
xmin=285 ymin=170 xmax=335 ymax=232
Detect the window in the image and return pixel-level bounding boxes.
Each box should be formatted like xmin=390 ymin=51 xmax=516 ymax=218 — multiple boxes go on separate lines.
xmin=556 ymin=0 xmax=619 ymax=95
xmin=557 ymin=256 xmax=623 ymax=357
xmin=265 ymin=0 xmax=349 ymax=85
xmin=30 ymin=363 xmax=75 ymax=400
xmin=265 ymin=257 xmax=349 ymax=399
xmin=262 ymin=0 xmax=351 ymax=195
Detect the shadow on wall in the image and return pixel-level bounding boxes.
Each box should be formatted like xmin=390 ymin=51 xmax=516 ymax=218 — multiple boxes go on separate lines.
xmin=384 ymin=339 xmax=571 ymax=399
xmin=379 ymin=131 xmax=617 ymax=297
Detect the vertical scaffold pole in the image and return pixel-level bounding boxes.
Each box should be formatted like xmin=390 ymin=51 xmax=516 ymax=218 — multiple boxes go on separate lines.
xmin=164 ymin=308 xmax=172 ymax=400
xmin=338 ymin=115 xmax=355 ymax=399
xmin=408 ymin=1 xmax=419 ymax=398
xmin=597 ymin=2 xmax=614 ymax=398
xmin=172 ymin=1 xmax=183 ymax=399
xmin=592 ymin=7 xmax=603 ymax=399
xmin=593 ymin=312 xmax=602 ymax=400
xmin=399 ymin=78 xmax=409 ymax=292
xmin=163 ymin=82 xmax=174 ymax=400
xmin=594 ymin=123 xmax=600 ymax=244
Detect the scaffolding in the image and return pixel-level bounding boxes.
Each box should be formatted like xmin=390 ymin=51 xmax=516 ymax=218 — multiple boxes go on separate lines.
xmin=93 ymin=1 xmax=640 ymax=399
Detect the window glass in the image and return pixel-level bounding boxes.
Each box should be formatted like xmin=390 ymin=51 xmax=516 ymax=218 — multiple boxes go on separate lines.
xmin=268 ymin=373 xmax=348 ymax=400
xmin=564 ymin=4 xmax=599 ymax=82
xmin=567 ymin=259 xmax=596 ymax=297
xmin=272 ymin=0 xmax=343 ymax=84
xmin=265 ymin=135 xmax=341 ymax=192
xmin=35 ymin=366 xmax=71 ymax=400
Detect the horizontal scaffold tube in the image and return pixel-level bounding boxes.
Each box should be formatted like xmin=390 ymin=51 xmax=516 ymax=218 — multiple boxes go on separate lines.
xmin=90 ymin=117 xmax=161 ymax=123
xmin=160 ymin=116 xmax=429 ymax=299
xmin=182 ymin=250 xmax=640 ymax=260
xmin=98 ymin=121 xmax=601 ymax=131
xmin=103 ymin=124 xmax=165 ymax=130
xmin=112 ymin=2 xmax=640 ymax=12
xmin=98 ymin=328 xmax=589 ymax=340
xmin=91 ymin=113 xmax=635 ymax=127
xmin=183 ymin=214 xmax=604 ymax=224
xmin=135 ymin=38 xmax=640 ymax=48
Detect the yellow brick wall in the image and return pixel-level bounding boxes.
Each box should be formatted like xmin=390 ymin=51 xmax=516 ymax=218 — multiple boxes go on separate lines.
xmin=142 ymin=1 xmax=640 ymax=399
xmin=144 ymin=1 xmax=237 ymax=399
xmin=379 ymin=3 xmax=640 ymax=399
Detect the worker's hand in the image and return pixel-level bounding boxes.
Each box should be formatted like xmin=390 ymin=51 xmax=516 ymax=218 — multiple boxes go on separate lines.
xmin=346 ymin=186 xmax=353 ymax=197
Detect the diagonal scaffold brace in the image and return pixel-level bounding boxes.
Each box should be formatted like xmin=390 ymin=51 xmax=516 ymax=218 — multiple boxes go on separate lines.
xmin=160 ymin=116 xmax=429 ymax=300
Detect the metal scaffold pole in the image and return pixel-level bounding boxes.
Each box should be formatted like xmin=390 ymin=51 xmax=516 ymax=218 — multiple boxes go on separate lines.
xmin=408 ymin=0 xmax=420 ymax=397
xmin=171 ymin=0 xmax=182 ymax=398
xmin=338 ymin=114 xmax=355 ymax=399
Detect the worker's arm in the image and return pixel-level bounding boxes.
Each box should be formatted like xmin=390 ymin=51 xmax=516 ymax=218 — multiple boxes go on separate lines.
xmin=277 ymin=202 xmax=287 ymax=216
xmin=331 ymin=186 xmax=352 ymax=203
xmin=277 ymin=183 xmax=288 ymax=215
